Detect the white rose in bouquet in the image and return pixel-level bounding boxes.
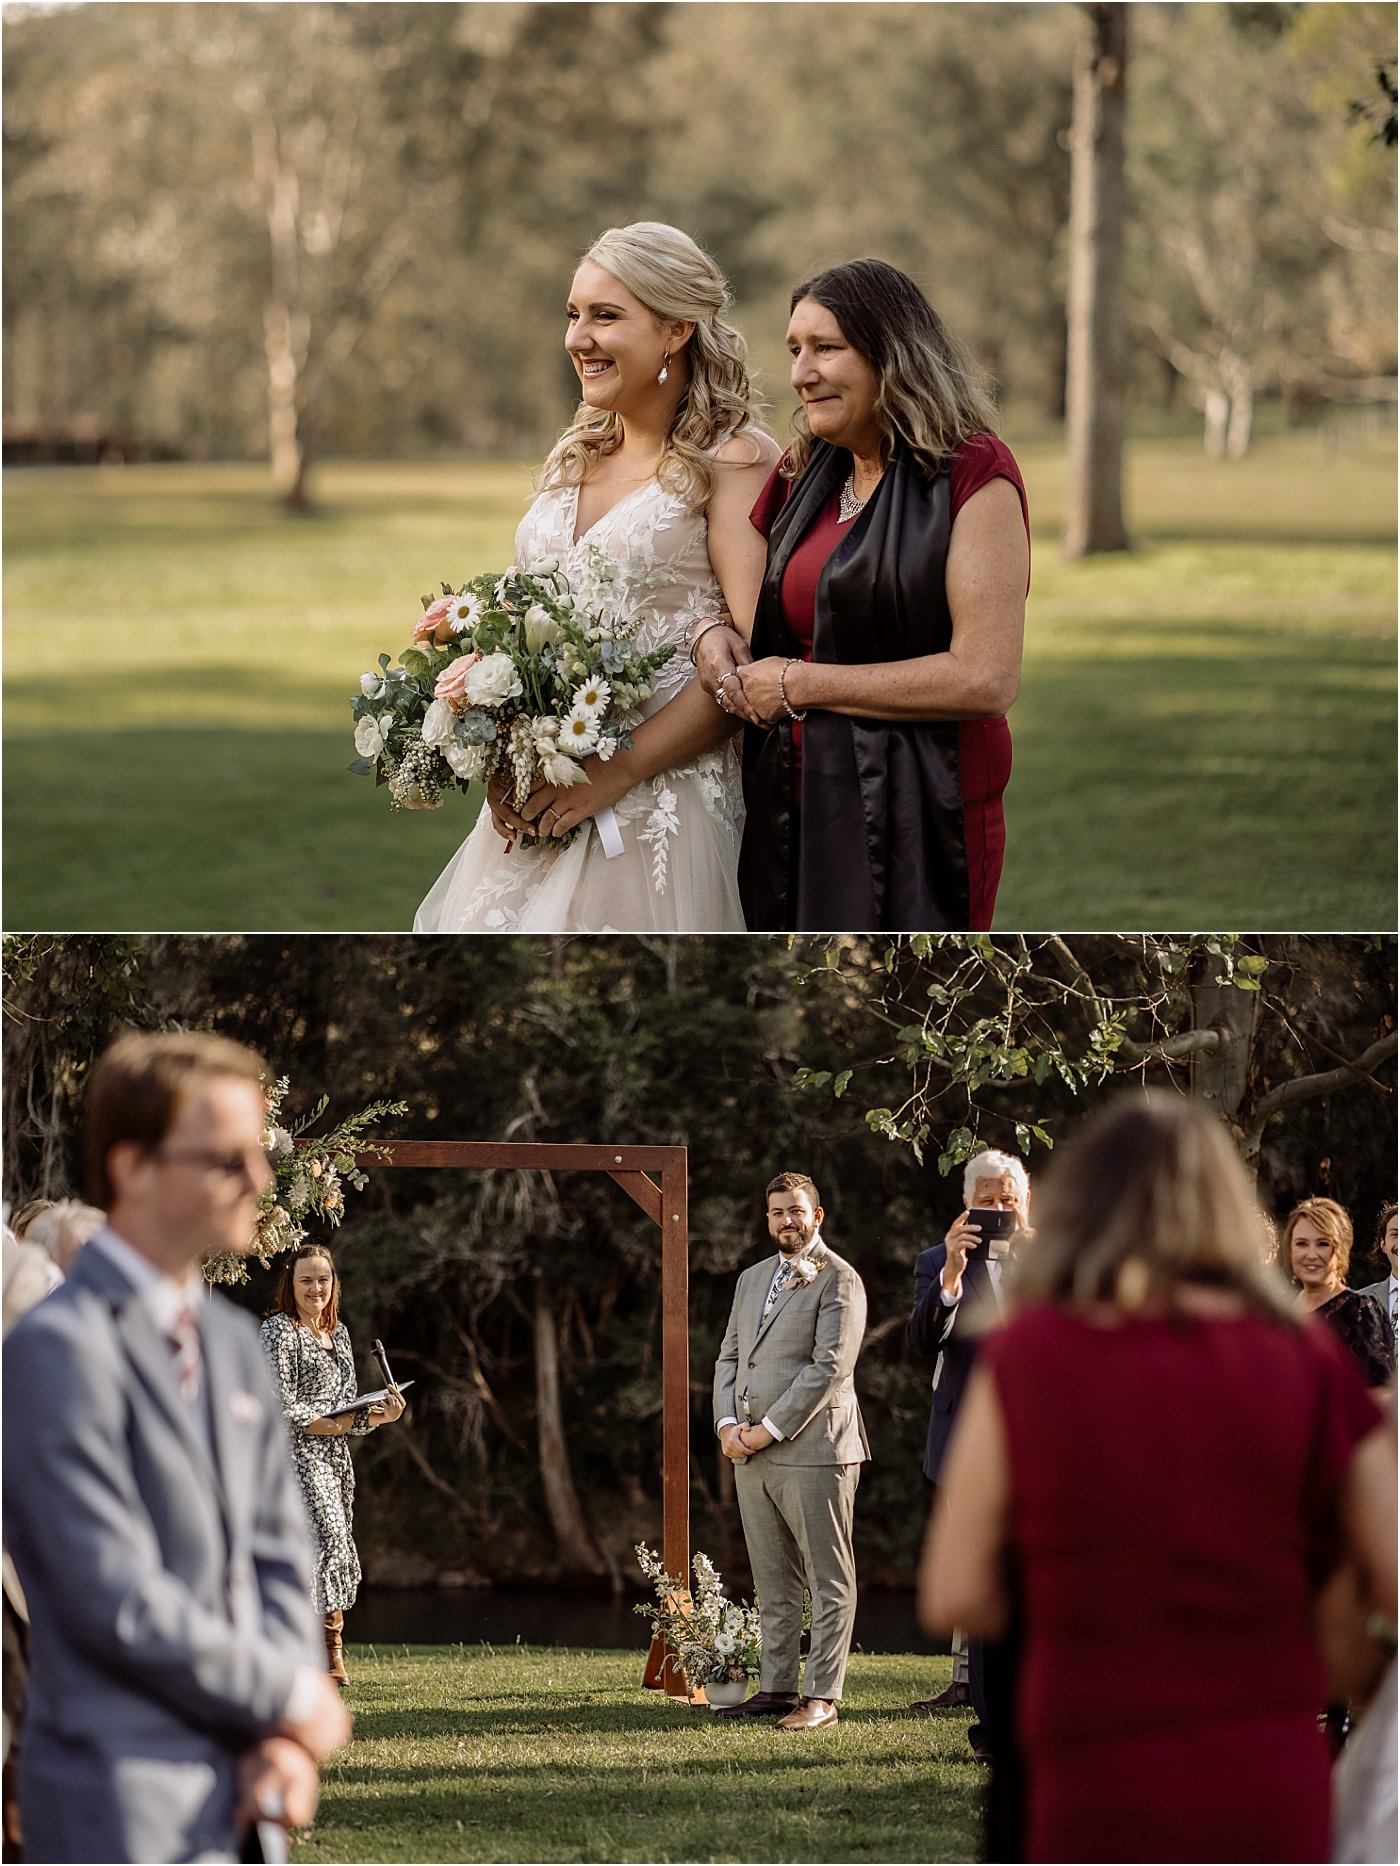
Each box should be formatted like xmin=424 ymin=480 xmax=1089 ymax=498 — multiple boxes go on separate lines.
xmin=354 ymin=714 xmax=393 ymax=759
xmin=421 ymin=698 xmax=459 ymax=748
xmin=464 ymin=652 xmax=524 ymax=707
xmin=445 ymin=742 xmax=486 ymax=780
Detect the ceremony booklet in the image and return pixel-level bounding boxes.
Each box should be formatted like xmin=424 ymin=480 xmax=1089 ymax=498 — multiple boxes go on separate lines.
xmin=322 ymin=1380 xmax=414 ymax=1420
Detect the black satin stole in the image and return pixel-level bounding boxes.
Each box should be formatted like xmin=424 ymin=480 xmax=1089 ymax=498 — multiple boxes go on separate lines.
xmin=737 ymin=438 xmax=968 ymax=931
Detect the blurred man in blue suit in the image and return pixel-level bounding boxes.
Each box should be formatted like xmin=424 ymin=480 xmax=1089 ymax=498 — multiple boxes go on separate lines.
xmin=3 ymin=1031 xmax=350 ymax=1864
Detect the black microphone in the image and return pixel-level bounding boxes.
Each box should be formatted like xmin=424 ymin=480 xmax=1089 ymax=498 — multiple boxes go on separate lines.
xmin=371 ymin=1337 xmax=395 ymax=1390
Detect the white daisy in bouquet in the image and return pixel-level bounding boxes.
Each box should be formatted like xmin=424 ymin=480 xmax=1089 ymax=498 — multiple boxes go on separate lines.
xmin=348 ymin=550 xmax=676 ymax=837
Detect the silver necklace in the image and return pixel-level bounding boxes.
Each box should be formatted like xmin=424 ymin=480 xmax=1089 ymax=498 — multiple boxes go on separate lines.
xmin=838 ymin=470 xmax=877 ymax=523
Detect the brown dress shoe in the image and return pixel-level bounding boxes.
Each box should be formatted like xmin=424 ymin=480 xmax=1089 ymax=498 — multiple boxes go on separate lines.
xmin=777 ymin=1697 xmax=838 ymax=1731
xmin=713 ymin=1690 xmax=801 ymax=1718
xmin=910 ymin=1681 xmax=971 ymax=1710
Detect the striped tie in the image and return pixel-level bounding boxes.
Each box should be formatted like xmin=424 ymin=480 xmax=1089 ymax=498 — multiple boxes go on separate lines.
xmin=167 ymin=1305 xmax=201 ymax=1404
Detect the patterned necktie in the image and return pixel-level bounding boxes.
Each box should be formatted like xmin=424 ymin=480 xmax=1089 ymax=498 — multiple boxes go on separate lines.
xmin=167 ymin=1305 xmax=201 ymax=1404
xmin=764 ymin=1262 xmax=795 ymax=1318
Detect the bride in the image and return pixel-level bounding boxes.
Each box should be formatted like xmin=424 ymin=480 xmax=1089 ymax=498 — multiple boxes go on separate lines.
xmin=413 ymin=222 xmax=778 ymax=932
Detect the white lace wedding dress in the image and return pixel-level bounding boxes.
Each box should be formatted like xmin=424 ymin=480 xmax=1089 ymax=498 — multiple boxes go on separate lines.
xmin=413 ymin=474 xmax=745 ymax=932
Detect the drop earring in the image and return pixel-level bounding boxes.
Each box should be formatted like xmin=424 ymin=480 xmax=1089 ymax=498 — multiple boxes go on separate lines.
xmin=657 ymin=350 xmax=670 ymax=386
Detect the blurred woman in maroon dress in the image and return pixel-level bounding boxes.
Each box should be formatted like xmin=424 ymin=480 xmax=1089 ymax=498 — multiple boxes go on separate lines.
xmin=1284 ymin=1196 xmax=1395 ymax=1394
xmin=919 ymin=1094 xmax=1395 ymax=1865
xmin=692 ymin=259 xmax=1028 ymax=931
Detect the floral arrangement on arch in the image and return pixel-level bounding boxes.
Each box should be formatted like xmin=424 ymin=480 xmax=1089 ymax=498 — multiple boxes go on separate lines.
xmin=201 ymin=1076 xmax=407 ymax=1287
xmin=348 ymin=549 xmax=676 ymax=828
xmin=634 ymin=1543 xmax=762 ymax=1689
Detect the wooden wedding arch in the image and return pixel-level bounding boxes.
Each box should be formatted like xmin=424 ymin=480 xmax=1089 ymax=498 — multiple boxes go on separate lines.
xmin=355 ymin=1140 xmax=695 ymax=1699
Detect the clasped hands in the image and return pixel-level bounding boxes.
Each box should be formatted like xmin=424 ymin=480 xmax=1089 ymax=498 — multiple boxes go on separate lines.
xmin=485 ymin=757 xmax=632 ymax=850
xmin=692 ymin=627 xmax=794 ymax=729
xmin=720 ymin=1422 xmax=775 ymax=1461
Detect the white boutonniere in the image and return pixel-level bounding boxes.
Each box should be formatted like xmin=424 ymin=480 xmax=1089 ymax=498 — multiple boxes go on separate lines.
xmin=788 ymin=1241 xmax=829 ymax=1287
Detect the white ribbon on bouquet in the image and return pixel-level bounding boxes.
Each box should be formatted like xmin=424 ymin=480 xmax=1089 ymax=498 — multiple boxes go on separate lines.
xmin=595 ymin=805 xmax=624 ymax=859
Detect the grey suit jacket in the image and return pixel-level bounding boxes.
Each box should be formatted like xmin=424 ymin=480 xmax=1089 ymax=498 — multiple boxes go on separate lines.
xmin=2 ymin=1238 xmax=321 ymax=1864
xmin=713 ymin=1245 xmax=870 ymax=1466
xmin=1356 ymin=1276 xmax=1393 ymax=1319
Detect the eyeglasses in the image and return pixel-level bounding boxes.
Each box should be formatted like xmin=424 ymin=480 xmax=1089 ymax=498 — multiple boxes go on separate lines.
xmin=154 ymin=1146 xmax=270 ymax=1183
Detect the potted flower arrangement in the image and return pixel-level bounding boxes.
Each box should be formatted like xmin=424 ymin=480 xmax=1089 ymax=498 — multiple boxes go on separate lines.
xmin=635 ymin=1543 xmax=762 ymax=1708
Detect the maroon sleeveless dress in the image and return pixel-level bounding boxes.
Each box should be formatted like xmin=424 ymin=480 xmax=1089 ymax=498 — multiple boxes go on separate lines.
xmin=747 ymin=433 xmax=1026 ymax=930
xmin=982 ymin=1305 xmax=1380 ymax=1863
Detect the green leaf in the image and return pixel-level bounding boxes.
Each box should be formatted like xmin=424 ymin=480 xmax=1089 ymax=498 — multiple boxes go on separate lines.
xmin=833 ymin=1069 xmax=852 ymax=1098
xmin=347 ymin=757 xmax=374 ymax=776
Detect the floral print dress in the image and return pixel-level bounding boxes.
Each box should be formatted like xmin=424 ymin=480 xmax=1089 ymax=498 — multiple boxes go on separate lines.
xmin=259 ymin=1312 xmax=369 ymax=1613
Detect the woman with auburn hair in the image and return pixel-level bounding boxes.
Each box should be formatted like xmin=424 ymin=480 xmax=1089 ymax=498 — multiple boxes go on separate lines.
xmin=693 ymin=257 xmax=1029 ymax=932
xmin=260 ymin=1244 xmax=405 ymax=1685
xmin=414 ymin=220 xmax=779 ymax=932
xmin=1283 ymin=1196 xmax=1394 ymax=1392
xmin=920 ymin=1093 xmax=1395 ymax=1864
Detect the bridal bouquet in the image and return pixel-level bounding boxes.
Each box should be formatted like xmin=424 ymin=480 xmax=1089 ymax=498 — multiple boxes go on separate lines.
xmin=634 ymin=1543 xmax=763 ymax=1689
xmin=349 ymin=550 xmax=675 ymax=835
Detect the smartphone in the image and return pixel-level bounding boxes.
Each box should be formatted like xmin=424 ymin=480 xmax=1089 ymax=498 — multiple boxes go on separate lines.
xmin=965 ymin=1208 xmax=1016 ymax=1249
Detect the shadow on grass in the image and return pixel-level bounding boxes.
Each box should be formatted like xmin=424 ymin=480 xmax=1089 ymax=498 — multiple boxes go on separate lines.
xmin=3 ymin=619 xmax=1393 ymax=929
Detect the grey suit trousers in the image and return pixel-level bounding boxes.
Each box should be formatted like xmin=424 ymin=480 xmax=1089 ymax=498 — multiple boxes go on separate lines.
xmin=735 ymin=1457 xmax=860 ymax=1702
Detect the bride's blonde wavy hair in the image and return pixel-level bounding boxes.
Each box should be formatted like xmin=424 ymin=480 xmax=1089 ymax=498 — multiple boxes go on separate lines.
xmin=539 ymin=222 xmax=763 ymax=515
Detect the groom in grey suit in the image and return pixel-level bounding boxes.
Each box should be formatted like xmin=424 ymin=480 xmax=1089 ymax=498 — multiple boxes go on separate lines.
xmin=713 ymin=1171 xmax=869 ymax=1732
xmin=2 ymin=1031 xmax=350 ymax=1864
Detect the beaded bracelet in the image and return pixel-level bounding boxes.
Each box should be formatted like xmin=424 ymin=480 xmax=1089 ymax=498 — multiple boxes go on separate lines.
xmin=778 ymin=658 xmax=807 ymax=722
xmin=688 ymin=615 xmax=733 ymax=665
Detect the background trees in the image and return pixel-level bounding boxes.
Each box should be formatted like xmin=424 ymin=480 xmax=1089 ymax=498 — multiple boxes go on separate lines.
xmin=4 ymin=3 xmax=1393 ymax=503
xmin=5 ymin=933 xmax=1393 ymax=1585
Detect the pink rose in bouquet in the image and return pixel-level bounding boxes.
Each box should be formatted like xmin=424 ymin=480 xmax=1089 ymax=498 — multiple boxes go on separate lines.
xmin=414 ymin=596 xmax=458 ymax=645
xmin=433 ymin=653 xmax=481 ymax=711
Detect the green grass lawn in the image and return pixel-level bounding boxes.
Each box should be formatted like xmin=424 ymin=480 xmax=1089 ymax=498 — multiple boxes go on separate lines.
xmin=295 ymin=1645 xmax=981 ymax=1864
xmin=4 ymin=427 xmax=1394 ymax=930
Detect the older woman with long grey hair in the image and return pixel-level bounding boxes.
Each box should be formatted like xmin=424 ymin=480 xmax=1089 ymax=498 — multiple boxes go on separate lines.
xmin=694 ymin=258 xmax=1029 ymax=932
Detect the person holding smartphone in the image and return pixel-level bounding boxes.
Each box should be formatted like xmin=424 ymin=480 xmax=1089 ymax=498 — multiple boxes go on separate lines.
xmin=906 ymin=1149 xmax=1031 ymax=1804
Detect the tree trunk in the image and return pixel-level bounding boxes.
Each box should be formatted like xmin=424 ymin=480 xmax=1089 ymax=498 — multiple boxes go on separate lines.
xmin=1226 ymin=375 xmax=1254 ymax=460
xmin=1203 ymin=387 xmax=1229 ymax=461
xmin=1063 ymin=3 xmax=1130 ymax=559
xmin=264 ymin=303 xmax=313 ymax=510
xmin=532 ymin=1283 xmax=617 ymax=1586
xmin=1188 ymin=978 xmax=1259 ymax=1130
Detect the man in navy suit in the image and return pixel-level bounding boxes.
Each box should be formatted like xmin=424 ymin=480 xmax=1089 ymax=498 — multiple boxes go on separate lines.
xmin=3 ymin=1031 xmax=350 ymax=1863
xmin=906 ymin=1147 xmax=1031 ymax=1768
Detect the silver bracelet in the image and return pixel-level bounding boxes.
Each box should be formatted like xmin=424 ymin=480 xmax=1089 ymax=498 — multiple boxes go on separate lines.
xmin=778 ymin=658 xmax=807 ymax=722
xmin=688 ymin=615 xmax=732 ymax=665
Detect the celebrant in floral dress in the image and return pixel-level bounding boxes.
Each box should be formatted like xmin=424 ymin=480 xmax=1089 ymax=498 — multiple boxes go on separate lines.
xmin=411 ymin=221 xmax=778 ymax=933
xmin=260 ymin=1244 xmax=405 ymax=1685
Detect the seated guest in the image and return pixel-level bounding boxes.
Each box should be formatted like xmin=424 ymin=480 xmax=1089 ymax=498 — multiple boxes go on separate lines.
xmin=24 ymin=1196 xmax=106 ymax=1274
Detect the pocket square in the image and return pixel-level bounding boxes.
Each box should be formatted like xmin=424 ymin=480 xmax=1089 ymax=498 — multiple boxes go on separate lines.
xmin=228 ymin=1389 xmax=263 ymax=1423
